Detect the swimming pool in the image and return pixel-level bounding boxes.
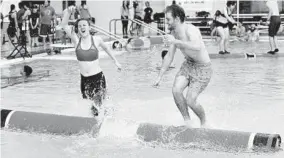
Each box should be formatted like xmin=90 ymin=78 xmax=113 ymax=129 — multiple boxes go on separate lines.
xmin=1 ymin=41 xmax=284 ymax=158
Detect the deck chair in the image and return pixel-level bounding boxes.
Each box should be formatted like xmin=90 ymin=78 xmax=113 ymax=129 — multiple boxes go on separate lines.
xmin=6 ymin=28 xmax=31 ymax=59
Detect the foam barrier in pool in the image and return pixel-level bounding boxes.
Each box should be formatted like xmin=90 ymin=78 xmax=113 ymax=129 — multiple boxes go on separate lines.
xmin=136 ymin=123 xmax=281 ymax=150
xmin=1 ymin=109 xmax=282 ymax=150
xmin=1 ymin=109 xmax=101 ymax=135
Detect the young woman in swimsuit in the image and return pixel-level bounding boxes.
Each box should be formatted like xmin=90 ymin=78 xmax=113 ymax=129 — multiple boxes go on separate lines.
xmin=214 ymin=1 xmax=237 ymax=54
xmin=61 ymin=6 xmax=122 ymax=116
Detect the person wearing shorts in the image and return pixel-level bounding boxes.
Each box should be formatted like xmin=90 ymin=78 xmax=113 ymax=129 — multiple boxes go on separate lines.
xmin=61 ymin=5 xmax=122 ymax=117
xmin=266 ymin=0 xmax=281 ymax=55
xmin=143 ymin=1 xmax=153 ymax=36
xmin=154 ymin=4 xmax=212 ymax=128
xmin=17 ymin=2 xmax=25 ymax=34
xmin=40 ymin=0 xmax=55 ymax=51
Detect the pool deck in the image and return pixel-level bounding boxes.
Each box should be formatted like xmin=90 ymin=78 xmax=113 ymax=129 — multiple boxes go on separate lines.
xmin=1 ymin=36 xmax=284 ymax=67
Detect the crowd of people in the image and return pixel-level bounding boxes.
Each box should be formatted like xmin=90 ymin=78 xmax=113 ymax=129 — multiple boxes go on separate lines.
xmin=121 ymin=0 xmax=153 ymax=38
xmin=0 ymin=0 xmax=56 ymax=55
xmin=0 ymin=0 xmax=97 ymax=55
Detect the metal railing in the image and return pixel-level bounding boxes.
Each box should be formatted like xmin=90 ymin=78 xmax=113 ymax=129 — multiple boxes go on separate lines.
xmin=90 ymin=24 xmax=124 ymax=43
xmin=109 ymin=18 xmax=166 ymax=37
xmin=132 ymin=19 xmax=166 ymax=35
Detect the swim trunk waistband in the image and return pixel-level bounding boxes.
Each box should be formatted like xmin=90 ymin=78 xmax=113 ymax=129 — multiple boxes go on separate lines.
xmin=184 ymin=58 xmax=212 ymax=67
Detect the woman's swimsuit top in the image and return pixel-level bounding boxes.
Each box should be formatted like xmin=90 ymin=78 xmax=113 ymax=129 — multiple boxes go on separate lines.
xmin=75 ymin=37 xmax=99 ymax=61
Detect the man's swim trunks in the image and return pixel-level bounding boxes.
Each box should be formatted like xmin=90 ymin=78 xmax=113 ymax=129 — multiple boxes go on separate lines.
xmin=176 ymin=59 xmax=212 ymax=94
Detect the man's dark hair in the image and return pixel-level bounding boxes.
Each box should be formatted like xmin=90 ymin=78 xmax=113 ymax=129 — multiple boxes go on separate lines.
xmin=18 ymin=2 xmax=23 ymax=9
xmin=165 ymin=4 xmax=185 ymax=23
xmin=24 ymin=65 xmax=33 ymax=77
xmin=81 ymin=0 xmax=86 ymax=6
xmin=133 ymin=1 xmax=138 ymax=9
xmin=226 ymin=1 xmax=236 ymax=7
xmin=22 ymin=1 xmax=30 ymax=8
xmin=68 ymin=0 xmax=76 ymax=7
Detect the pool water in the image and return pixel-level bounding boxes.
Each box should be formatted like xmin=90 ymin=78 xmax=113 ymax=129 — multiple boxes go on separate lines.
xmin=1 ymin=42 xmax=284 ymax=158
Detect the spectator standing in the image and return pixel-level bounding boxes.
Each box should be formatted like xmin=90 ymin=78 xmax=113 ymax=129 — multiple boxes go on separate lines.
xmin=78 ymin=0 xmax=91 ymax=20
xmin=121 ymin=0 xmax=130 ymax=38
xmin=17 ymin=2 xmax=25 ymax=33
xmin=40 ymin=0 xmax=55 ymax=52
xmin=30 ymin=5 xmax=39 ymax=47
xmin=143 ymin=1 xmax=153 ymax=36
xmin=7 ymin=4 xmax=17 ymax=41
xmin=266 ymin=0 xmax=281 ymax=54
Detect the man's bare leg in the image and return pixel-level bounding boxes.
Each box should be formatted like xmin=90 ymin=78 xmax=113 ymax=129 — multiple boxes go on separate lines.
xmin=172 ymin=76 xmax=193 ymax=126
xmin=186 ymin=79 xmax=211 ymax=128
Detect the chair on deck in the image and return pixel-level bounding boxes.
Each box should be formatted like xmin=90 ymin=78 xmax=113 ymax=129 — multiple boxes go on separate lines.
xmin=6 ymin=29 xmax=31 ymax=59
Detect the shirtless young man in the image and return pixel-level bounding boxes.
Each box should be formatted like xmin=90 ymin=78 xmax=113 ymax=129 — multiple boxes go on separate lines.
xmin=153 ymin=5 xmax=212 ymax=128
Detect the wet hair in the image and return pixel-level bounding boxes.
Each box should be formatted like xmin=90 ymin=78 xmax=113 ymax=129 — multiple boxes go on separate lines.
xmin=127 ymin=38 xmax=133 ymax=44
xmin=161 ymin=50 xmax=168 ymax=59
xmin=74 ymin=18 xmax=91 ymax=33
xmin=24 ymin=65 xmax=33 ymax=77
xmin=165 ymin=4 xmax=185 ymax=23
xmin=226 ymin=1 xmax=236 ymax=7
xmin=10 ymin=4 xmax=15 ymax=12
xmin=215 ymin=10 xmax=221 ymax=17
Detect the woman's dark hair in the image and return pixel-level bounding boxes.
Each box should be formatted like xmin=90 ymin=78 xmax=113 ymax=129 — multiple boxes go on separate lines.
xmin=81 ymin=0 xmax=86 ymax=6
xmin=74 ymin=18 xmax=91 ymax=33
xmin=123 ymin=0 xmax=130 ymax=10
xmin=172 ymin=0 xmax=176 ymax=5
xmin=10 ymin=4 xmax=15 ymax=12
xmin=165 ymin=4 xmax=185 ymax=23
xmin=226 ymin=1 xmax=236 ymax=7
